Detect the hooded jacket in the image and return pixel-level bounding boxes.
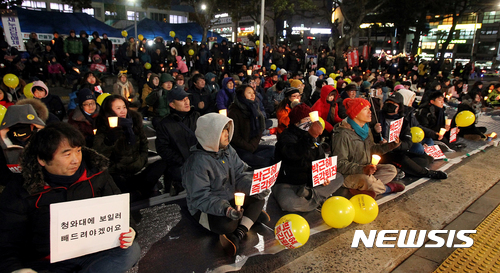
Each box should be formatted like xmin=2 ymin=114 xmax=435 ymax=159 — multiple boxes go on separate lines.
xmin=216 ymin=77 xmax=235 ymax=110
xmin=205 ymin=72 xmax=220 ymax=94
xmin=182 ymin=113 xmax=251 ymax=216
xmin=331 ymin=119 xmax=398 ymax=176
xmin=68 ymin=104 xmax=100 ymax=147
xmin=0 ymin=147 xmax=120 ymax=273
xmin=228 ymin=95 xmax=265 ymax=153
xmin=141 ymin=73 xmax=160 ymax=109
xmin=311 ymin=85 xmax=341 ymax=132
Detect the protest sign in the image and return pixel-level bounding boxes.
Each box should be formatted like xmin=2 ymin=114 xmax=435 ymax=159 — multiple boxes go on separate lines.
xmin=389 ymin=117 xmax=404 ymax=143
xmin=50 ymin=193 xmax=130 ymax=263
xmin=312 ymin=156 xmax=337 ymax=187
xmin=275 ymin=221 xmax=302 ymax=249
xmin=250 ymin=161 xmax=281 ymax=195
xmin=450 ymin=127 xmax=458 ymax=143
xmin=424 ymin=145 xmax=446 ymax=160
xmin=0 ymin=10 xmax=26 ymax=51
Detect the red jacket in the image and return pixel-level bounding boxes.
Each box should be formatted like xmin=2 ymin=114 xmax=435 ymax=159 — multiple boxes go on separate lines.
xmin=311 ymin=85 xmax=341 ymax=132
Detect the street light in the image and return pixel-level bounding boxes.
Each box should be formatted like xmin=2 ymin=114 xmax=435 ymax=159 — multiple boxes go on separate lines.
xmin=130 ymin=0 xmax=138 ymax=57
xmin=201 ymin=4 xmax=206 ymax=10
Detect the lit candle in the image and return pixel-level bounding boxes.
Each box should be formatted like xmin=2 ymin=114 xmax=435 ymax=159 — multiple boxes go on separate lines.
xmin=234 ymin=192 xmax=245 ymax=211
xmin=309 ymin=111 xmax=319 ymax=122
xmin=445 ymin=119 xmax=452 ymax=126
xmin=108 ymin=117 xmax=118 ymax=128
xmin=259 ymin=72 xmax=263 ymax=76
xmin=93 ymin=129 xmax=97 ymax=135
xmin=492 ymin=132 xmax=497 ymax=138
xmin=219 ymin=109 xmax=227 ymax=116
xmin=221 ymin=66 xmax=225 ymax=71
xmin=439 ymin=128 xmax=446 ymax=136
xmin=484 ymin=96 xmax=489 ymax=101
xmin=247 ymin=69 xmax=252 ymax=76
xmin=371 ymin=155 xmax=381 ymax=165
xmin=128 ymin=98 xmax=132 ymax=102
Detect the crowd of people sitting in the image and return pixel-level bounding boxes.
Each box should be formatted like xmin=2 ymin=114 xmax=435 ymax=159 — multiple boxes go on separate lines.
xmin=0 ymin=31 xmax=496 ymax=272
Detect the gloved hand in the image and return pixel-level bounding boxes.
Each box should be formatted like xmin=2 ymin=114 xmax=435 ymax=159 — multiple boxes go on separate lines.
xmin=12 ymin=269 xmax=37 ymax=273
xmin=308 ymin=121 xmax=323 ymax=138
xmin=255 ymin=189 xmax=271 ymax=200
xmin=363 ymin=164 xmax=377 ymax=175
xmin=226 ymin=206 xmax=244 ymax=220
xmin=119 ymin=227 xmax=136 ymax=249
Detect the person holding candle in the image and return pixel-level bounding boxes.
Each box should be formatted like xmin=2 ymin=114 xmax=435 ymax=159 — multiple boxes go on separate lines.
xmin=68 ymin=88 xmax=100 ymax=148
xmin=228 ymin=85 xmax=274 ymax=169
xmin=276 ymin=87 xmax=301 ymax=134
xmin=273 ymin=103 xmax=344 ymax=212
xmin=113 ymin=71 xmax=137 ymax=105
xmin=331 ymin=98 xmax=404 ymax=198
xmin=93 ymin=95 xmax=149 ymax=199
xmin=452 ymin=92 xmax=487 ymax=141
xmin=416 ymin=92 xmax=452 ymax=144
xmin=182 ymin=113 xmax=269 ymax=256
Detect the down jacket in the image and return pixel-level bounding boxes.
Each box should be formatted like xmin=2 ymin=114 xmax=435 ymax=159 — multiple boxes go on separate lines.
xmin=311 ymin=85 xmax=342 ymax=132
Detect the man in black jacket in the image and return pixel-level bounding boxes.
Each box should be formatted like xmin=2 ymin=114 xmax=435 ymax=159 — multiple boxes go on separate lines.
xmin=156 ymin=87 xmax=200 ymax=196
xmin=0 ymin=122 xmax=140 ymax=273
xmin=416 ymin=91 xmax=450 ymax=143
xmin=187 ymin=73 xmax=215 ymax=115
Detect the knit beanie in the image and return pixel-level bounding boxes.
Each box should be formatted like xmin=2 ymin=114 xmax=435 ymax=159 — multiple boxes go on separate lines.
xmin=284 ymin=87 xmax=300 ymax=98
xmin=77 ymin=88 xmax=96 ymax=105
xmin=343 ymin=98 xmax=371 ymax=120
xmin=290 ymin=79 xmax=302 ymax=88
xmin=289 ymin=103 xmax=312 ymax=125
xmin=394 ymin=84 xmax=405 ymax=91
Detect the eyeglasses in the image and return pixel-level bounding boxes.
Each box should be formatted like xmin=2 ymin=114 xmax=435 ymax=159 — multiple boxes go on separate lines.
xmin=82 ymin=102 xmax=96 ymax=107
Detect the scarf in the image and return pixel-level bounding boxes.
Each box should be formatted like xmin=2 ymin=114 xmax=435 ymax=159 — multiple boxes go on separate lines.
xmin=116 ymin=81 xmax=131 ymax=98
xmin=235 ymin=95 xmax=265 ymax=138
xmin=347 ymin=117 xmax=369 ymax=141
xmin=118 ymin=116 xmax=136 ymax=145
xmin=44 ymin=160 xmax=86 ymax=187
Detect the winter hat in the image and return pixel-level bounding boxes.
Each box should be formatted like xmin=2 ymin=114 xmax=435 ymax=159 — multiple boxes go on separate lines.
xmin=385 ymin=92 xmax=404 ymax=106
xmin=394 ymin=84 xmax=405 ymax=91
xmin=167 ymin=86 xmax=189 ymax=103
xmin=290 ymin=79 xmax=303 ymax=88
xmin=284 ymin=87 xmax=300 ymax=98
xmin=77 ymin=88 xmax=96 ymax=105
xmin=316 ymin=70 xmax=324 ymax=76
xmin=31 ymin=81 xmax=49 ymax=98
xmin=361 ymin=81 xmax=371 ymax=89
xmin=326 ymin=78 xmax=335 ymax=86
xmin=343 ymin=98 xmax=371 ymax=120
xmin=289 ymin=103 xmax=312 ymax=125
xmin=0 ymin=104 xmax=45 ymax=129
xmin=352 ymin=76 xmax=362 ymax=83
xmin=160 ymin=73 xmax=175 ymax=84
xmin=398 ymin=89 xmax=416 ymax=106
xmin=117 ymin=70 xmax=128 ymax=78
xmin=278 ymin=69 xmax=287 ymax=76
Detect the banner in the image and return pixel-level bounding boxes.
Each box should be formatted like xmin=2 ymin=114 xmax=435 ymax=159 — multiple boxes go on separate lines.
xmin=250 ymin=161 xmax=282 ymax=195
xmin=50 ymin=194 xmax=130 ymax=263
xmin=352 ymin=49 xmax=359 ymax=67
xmin=347 ymin=52 xmax=353 ymax=68
xmin=449 ymin=127 xmax=458 ymax=143
xmin=424 ymin=145 xmax=446 ymax=160
xmin=312 ymin=156 xmax=337 ymax=187
xmin=363 ymin=45 xmax=369 ymax=60
xmin=0 ymin=10 xmax=26 ymax=51
xmin=389 ymin=117 xmax=404 ymax=143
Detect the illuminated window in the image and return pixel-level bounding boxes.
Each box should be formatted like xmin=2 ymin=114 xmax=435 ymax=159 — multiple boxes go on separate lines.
xmin=151 ymin=12 xmax=167 ymax=22
xmin=21 ymin=1 xmax=46 ymax=10
xmin=481 ymin=27 xmax=498 ymax=35
xmin=442 ymin=15 xmax=453 ymax=25
xmin=50 ymin=3 xmax=72 ymax=13
xmin=170 ymin=15 xmax=188 ymax=24
xmin=438 ymin=44 xmax=455 ymax=50
xmin=422 ymin=42 xmax=436 ymax=49
xmin=105 ymin=11 xmax=117 ymax=16
xmin=127 ymin=11 xmax=138 ymax=21
xmin=483 ymin=11 xmax=500 ymax=24
xmin=459 ymin=14 xmax=476 ymax=24
xmin=82 ymin=8 xmax=94 ymax=17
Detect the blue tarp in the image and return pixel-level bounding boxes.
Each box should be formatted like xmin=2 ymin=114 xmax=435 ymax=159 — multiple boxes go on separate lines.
xmin=124 ymin=18 xmax=224 ymax=42
xmin=1 ymin=7 xmax=123 ymax=38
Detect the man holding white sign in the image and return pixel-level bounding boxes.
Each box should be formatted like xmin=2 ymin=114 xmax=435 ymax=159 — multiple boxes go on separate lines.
xmin=0 ymin=123 xmax=140 ymax=273
xmin=273 ymin=103 xmax=343 ymax=212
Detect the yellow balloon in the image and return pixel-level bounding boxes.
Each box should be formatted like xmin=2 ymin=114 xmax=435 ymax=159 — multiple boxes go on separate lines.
xmin=187 ymin=34 xmax=193 ymax=39
xmin=144 ymin=62 xmax=151 ymax=70
xmin=3 ymin=74 xmax=19 ymax=89
xmin=333 ymin=80 xmax=337 ymax=89
xmin=410 ymin=127 xmax=424 ymax=143
xmin=344 ymin=78 xmax=352 ymax=84
xmin=23 ymin=82 xmax=34 ymax=98
xmin=138 ymin=34 xmax=144 ymax=41
xmin=228 ymin=59 xmax=231 ymax=64
xmin=121 ymin=30 xmax=128 ymax=38
xmin=271 ymin=64 xmax=277 ymax=70
xmin=170 ymin=31 xmax=176 ymax=38
xmin=455 ymin=110 xmax=475 ymax=127
xmin=321 ymin=196 xmax=355 ymax=228
xmin=319 ymin=67 xmax=326 ymax=74
xmin=329 ymin=73 xmax=335 ymax=79
xmin=96 ymin=93 xmax=111 ymax=106
xmin=275 ymin=214 xmax=310 ymax=249
xmin=0 ymin=104 xmax=6 ymax=126
xmin=188 ymin=49 xmax=194 ymax=56
xmin=318 ymin=117 xmax=325 ymax=129
xmin=255 ymin=40 xmax=260 ymax=46
xmin=350 ymin=194 xmax=379 ymax=224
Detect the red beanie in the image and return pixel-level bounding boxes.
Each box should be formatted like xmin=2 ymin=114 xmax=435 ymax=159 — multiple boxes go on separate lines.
xmin=289 ymin=103 xmax=312 ymax=125
xmin=343 ymin=98 xmax=371 ymax=120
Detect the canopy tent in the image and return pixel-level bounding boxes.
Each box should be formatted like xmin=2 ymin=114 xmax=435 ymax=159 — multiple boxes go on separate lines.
xmin=124 ymin=18 xmax=224 ymax=43
xmin=1 ymin=7 xmax=123 ymax=38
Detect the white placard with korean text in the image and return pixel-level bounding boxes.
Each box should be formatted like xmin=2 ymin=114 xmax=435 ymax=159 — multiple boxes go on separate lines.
xmin=389 ymin=117 xmax=404 ymax=143
xmin=312 ymin=156 xmax=337 ymax=187
xmin=250 ymin=161 xmax=281 ymax=195
xmin=275 ymin=221 xmax=302 ymax=249
xmin=50 ymin=193 xmax=130 ymax=263
xmin=424 ymin=145 xmax=446 ymax=160
xmin=449 ymin=127 xmax=458 ymax=143
xmin=0 ymin=10 xmax=26 ymax=51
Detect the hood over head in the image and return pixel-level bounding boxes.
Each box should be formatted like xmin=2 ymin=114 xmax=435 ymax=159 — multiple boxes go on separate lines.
xmin=195 ymin=113 xmax=234 ymax=153
xmin=31 ymin=81 xmax=49 ymax=98
xmin=309 ymin=75 xmax=318 ymax=88
xmin=320 ymin=85 xmax=337 ymax=102
xmin=397 ymin=89 xmax=416 ymax=107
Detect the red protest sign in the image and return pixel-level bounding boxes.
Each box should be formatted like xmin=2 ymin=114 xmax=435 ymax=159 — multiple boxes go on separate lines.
xmin=275 ymin=221 xmax=302 ymax=249
xmin=389 ymin=117 xmax=404 ymax=143
xmin=424 ymin=145 xmax=446 ymax=160
xmin=250 ymin=161 xmax=282 ymax=195
xmin=449 ymin=127 xmax=458 ymax=143
xmin=347 ymin=52 xmax=353 ymax=68
xmin=353 ymin=49 xmax=359 ymax=67
xmin=311 ymin=156 xmax=337 ymax=187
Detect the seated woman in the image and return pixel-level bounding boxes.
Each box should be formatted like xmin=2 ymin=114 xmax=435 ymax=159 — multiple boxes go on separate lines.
xmin=141 ymin=73 xmax=160 ymax=117
xmin=311 ymin=85 xmax=342 ymax=133
xmin=113 ymin=71 xmax=138 ymax=106
xmin=216 ymin=77 xmax=235 ymax=110
xmin=93 ymin=95 xmax=149 ymax=199
xmin=68 ymin=72 xmax=103 ymax=113
xmin=454 ymin=92 xmax=487 ymax=140
xmin=68 ymin=88 xmax=100 ymax=148
xmin=273 ymin=103 xmax=344 ymax=212
xmin=30 ymin=81 xmax=65 ymax=121
xmin=276 ymin=87 xmax=301 ymax=134
xmin=228 ymin=85 xmax=274 ymax=169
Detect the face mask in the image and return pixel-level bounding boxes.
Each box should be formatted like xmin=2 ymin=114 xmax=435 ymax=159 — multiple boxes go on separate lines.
xmin=382 ymin=103 xmax=398 ymax=114
xmin=297 ymin=120 xmax=312 ymax=132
